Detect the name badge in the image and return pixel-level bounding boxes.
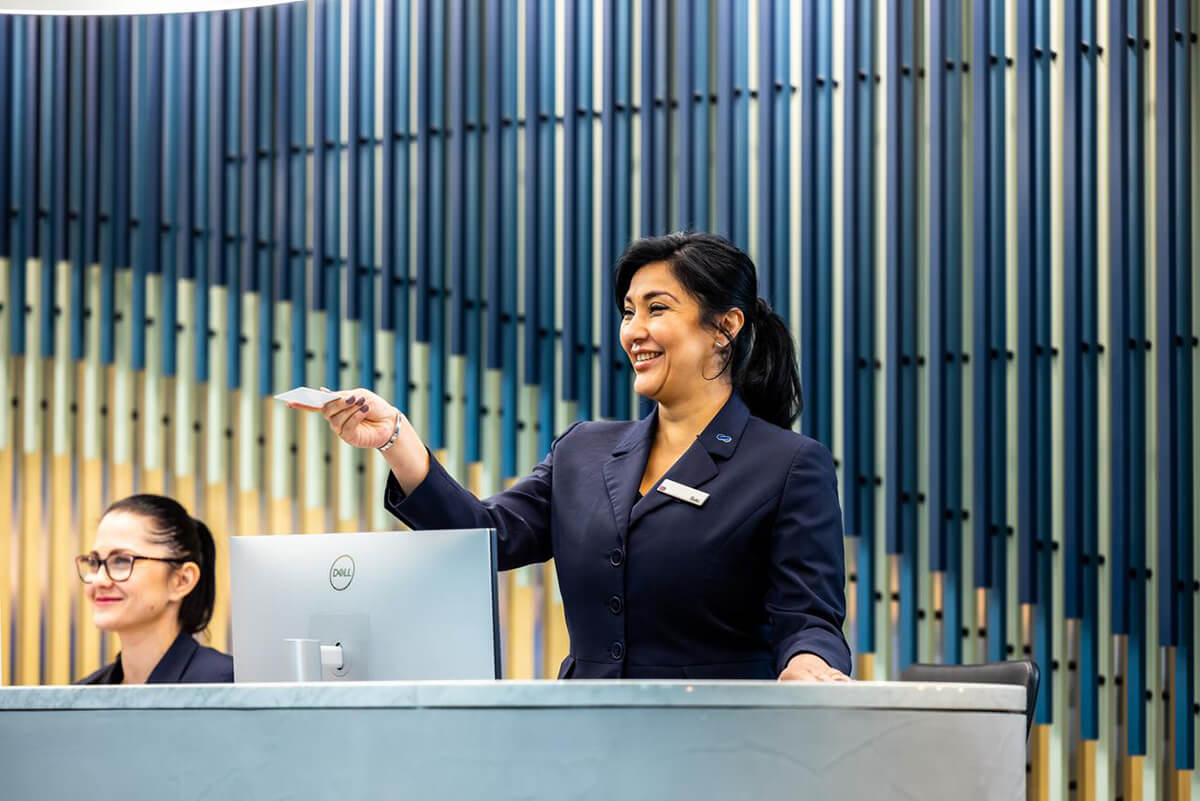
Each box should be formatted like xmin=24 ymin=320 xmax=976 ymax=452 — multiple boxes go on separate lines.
xmin=657 ymin=479 xmax=709 ymax=507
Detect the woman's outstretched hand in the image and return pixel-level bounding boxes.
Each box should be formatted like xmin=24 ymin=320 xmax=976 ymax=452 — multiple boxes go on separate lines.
xmin=287 ymin=387 xmax=400 ymax=450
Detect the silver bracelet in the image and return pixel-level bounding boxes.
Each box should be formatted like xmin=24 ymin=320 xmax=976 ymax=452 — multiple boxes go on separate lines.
xmin=377 ymin=411 xmax=402 ymax=453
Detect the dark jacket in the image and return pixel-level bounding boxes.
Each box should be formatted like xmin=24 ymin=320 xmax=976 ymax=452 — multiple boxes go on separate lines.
xmin=77 ymin=630 xmax=234 ymax=684
xmin=385 ymin=392 xmax=851 ymax=679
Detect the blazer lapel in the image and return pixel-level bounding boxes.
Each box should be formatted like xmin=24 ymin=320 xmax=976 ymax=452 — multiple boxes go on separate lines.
xmin=628 ymin=393 xmax=752 ymax=529
xmin=601 ymin=409 xmax=658 ymax=543
xmin=147 ymin=631 xmax=199 ymax=683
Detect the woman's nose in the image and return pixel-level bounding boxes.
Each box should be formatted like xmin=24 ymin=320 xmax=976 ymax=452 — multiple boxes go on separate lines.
xmin=91 ymin=565 xmax=114 ymax=588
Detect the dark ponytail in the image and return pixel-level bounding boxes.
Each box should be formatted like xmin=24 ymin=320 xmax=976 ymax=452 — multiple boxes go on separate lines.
xmin=613 ymin=232 xmax=803 ymax=428
xmin=103 ymin=494 xmax=217 ymax=634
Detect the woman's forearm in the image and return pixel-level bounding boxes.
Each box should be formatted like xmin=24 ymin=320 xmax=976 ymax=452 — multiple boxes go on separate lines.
xmin=381 ymin=411 xmax=432 ymax=494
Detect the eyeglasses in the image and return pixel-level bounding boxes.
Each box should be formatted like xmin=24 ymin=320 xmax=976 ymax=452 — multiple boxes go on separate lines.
xmin=75 ymin=552 xmax=186 ymax=583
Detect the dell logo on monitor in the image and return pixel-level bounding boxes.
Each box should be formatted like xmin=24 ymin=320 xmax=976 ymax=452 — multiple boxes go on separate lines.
xmin=329 ymin=554 xmax=355 ymax=591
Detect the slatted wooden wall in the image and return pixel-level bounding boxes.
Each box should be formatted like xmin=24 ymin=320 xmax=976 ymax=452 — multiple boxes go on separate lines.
xmin=0 ymin=2 xmax=1196 ymax=798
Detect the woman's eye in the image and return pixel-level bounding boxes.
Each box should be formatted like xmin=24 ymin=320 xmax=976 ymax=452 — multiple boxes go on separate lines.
xmin=649 ymin=304 xmax=667 ymax=313
xmin=621 ymin=308 xmax=634 ymax=318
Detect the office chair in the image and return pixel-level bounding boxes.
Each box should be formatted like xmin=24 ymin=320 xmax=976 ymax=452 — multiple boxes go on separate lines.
xmin=899 ymin=659 xmax=1040 ymax=738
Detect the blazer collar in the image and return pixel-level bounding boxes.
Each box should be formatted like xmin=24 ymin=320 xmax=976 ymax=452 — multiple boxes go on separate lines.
xmin=145 ymin=630 xmax=200 ymax=683
xmin=603 ymin=393 xmax=752 ymax=534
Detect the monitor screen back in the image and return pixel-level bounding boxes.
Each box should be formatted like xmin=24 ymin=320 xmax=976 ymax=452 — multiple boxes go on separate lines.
xmin=230 ymin=530 xmax=500 ymax=682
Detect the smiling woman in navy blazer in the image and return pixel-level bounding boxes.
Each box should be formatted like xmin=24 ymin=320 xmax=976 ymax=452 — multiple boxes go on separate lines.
xmin=77 ymin=495 xmax=233 ymax=685
xmin=297 ymin=232 xmax=851 ymax=681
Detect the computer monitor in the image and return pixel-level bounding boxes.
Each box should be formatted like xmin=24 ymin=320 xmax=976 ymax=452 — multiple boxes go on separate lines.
xmin=230 ymin=529 xmax=500 ymax=682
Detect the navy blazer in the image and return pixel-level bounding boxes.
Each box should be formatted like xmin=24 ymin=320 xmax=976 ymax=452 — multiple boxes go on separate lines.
xmin=385 ymin=393 xmax=851 ymax=679
xmin=77 ymin=630 xmax=234 ymax=685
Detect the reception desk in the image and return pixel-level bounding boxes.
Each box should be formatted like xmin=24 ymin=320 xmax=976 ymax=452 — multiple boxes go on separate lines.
xmin=0 ymin=680 xmax=1025 ymax=800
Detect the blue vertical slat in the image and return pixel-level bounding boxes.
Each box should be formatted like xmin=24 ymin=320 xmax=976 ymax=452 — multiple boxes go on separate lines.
xmin=1155 ymin=0 xmax=1194 ymax=771
xmin=714 ymin=0 xmax=734 ymax=242
xmin=38 ymin=18 xmax=60 ymax=358
xmin=0 ymin=17 xmax=9 ymax=261
xmin=254 ymin=13 xmax=274 ymax=397
xmin=563 ymin=0 xmax=581 ymax=408
xmin=885 ymin=0 xmax=920 ymax=670
xmin=972 ymin=0 xmax=1009 ymax=663
xmin=674 ymin=0 xmax=692 ymax=229
xmin=800 ymin=0 xmax=832 ymax=445
xmin=160 ymin=14 xmax=182 ymax=377
xmin=133 ymin=15 xmax=164 ymax=371
xmin=536 ymin=0 xmax=555 ymax=452
xmin=500 ymin=0 xmax=518 ymax=473
xmin=447 ymin=0 xmax=465 ymax=366
xmin=96 ymin=18 xmax=116 ymax=364
xmin=1016 ymin=0 xmax=1053 ymax=724
xmin=384 ymin=0 xmax=412 ymax=410
xmin=311 ymin=0 xmax=326 ymax=314
xmin=462 ymin=1 xmax=482 ymax=462
xmin=194 ymin=13 xmax=211 ymax=383
xmin=929 ymin=0 xmax=965 ymax=664
xmin=757 ymin=0 xmax=775 ymax=305
xmin=238 ymin=9 xmax=259 ymax=389
xmin=415 ymin=0 xmax=446 ymax=446
xmin=690 ymin=0 xmax=709 ymax=232
xmin=522 ymin=0 xmax=540 ymax=387
xmin=273 ymin=4 xmax=291 ymax=332
xmin=1064 ymin=0 xmax=1101 ymax=739
xmin=81 ymin=19 xmax=101 ymax=358
xmin=67 ymin=19 xmax=86 ymax=361
xmin=225 ymin=11 xmax=243 ymax=389
xmin=600 ymin=0 xmax=632 ymax=421
xmin=320 ymin=0 xmax=341 ymax=389
xmin=349 ymin=0 xmax=377 ymax=391
xmin=11 ymin=17 xmax=34 ymax=357
xmin=288 ymin=5 xmax=307 ymax=388
xmin=484 ymin=0 xmax=502 ymax=377
xmin=842 ymin=0 xmax=877 ymax=659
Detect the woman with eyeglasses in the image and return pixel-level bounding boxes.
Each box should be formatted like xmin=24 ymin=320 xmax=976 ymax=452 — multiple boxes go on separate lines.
xmin=76 ymin=495 xmax=233 ymax=684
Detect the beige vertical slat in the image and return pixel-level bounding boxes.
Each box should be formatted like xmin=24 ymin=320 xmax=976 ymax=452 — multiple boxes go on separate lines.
xmin=75 ymin=265 xmax=104 ymax=680
xmin=47 ymin=260 xmax=75 ymax=685
xmin=0 ymin=255 xmax=11 ymax=686
xmin=18 ymin=257 xmax=46 ymax=685
xmin=268 ymin=301 xmax=293 ymax=535
xmin=300 ymin=309 xmax=327 ymax=534
xmin=205 ymin=284 xmax=232 ymax=652
xmin=173 ymin=279 xmax=199 ymax=515
xmin=368 ymin=327 xmax=396 ymax=533
xmin=542 ymin=562 xmax=570 ymax=679
xmin=236 ymin=292 xmax=263 ymax=546
xmin=140 ymin=274 xmax=165 ymax=494
xmin=505 ymin=565 xmax=537 ymax=679
xmin=335 ymin=318 xmax=361 ymax=533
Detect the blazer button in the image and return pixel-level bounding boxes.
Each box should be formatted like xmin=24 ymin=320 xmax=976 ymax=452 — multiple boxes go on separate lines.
xmin=608 ymin=595 xmax=623 ymax=615
xmin=609 ymin=547 xmax=624 ymax=567
xmin=610 ymin=641 xmax=624 ymax=660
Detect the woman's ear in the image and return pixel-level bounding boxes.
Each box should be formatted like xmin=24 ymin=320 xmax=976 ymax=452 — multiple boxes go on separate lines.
xmin=717 ymin=307 xmax=745 ymax=346
xmin=168 ymin=561 xmax=201 ymax=602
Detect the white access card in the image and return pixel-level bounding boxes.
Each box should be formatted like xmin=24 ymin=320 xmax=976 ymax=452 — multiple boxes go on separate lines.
xmin=274 ymin=387 xmax=341 ymax=408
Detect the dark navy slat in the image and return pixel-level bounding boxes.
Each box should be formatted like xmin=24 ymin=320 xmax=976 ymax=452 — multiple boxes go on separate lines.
xmin=38 ymin=18 xmax=60 ymax=357
xmin=463 ymin=0 xmax=482 ymax=462
xmin=389 ymin=0 xmax=412 ymax=408
xmin=500 ymin=0 xmax=519 ymax=473
xmin=67 ymin=19 xmax=86 ymax=361
xmin=0 ymin=17 xmax=9 ymax=259
xmin=484 ymin=0 xmax=502 ymax=372
xmin=194 ymin=13 xmax=211 ymax=383
xmin=288 ymin=4 xmax=307 ymax=388
xmin=224 ymin=11 xmax=243 ymax=389
xmin=563 ymin=0 xmax=580 ymax=404
xmin=674 ymin=0 xmax=692 ymax=229
xmin=321 ymin=0 xmax=341 ymax=388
